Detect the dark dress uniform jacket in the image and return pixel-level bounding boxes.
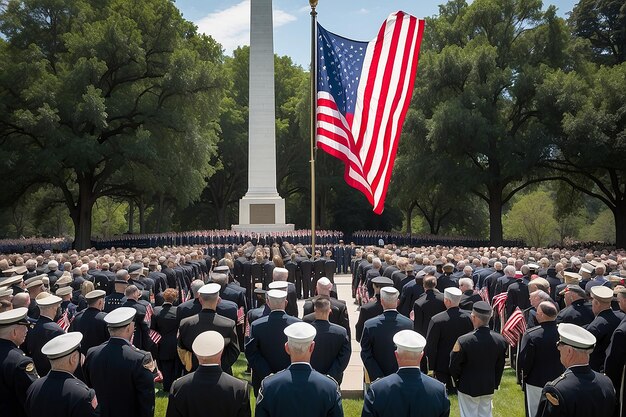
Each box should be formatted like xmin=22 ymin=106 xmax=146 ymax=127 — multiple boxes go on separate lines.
xmin=586 ymin=308 xmax=625 ymax=372
xmin=398 ymin=279 xmax=424 ymax=317
xmin=0 ymin=338 xmax=39 ymax=417
xmin=176 ymin=298 xmax=202 ymax=326
xmin=166 ymin=365 xmax=251 ymax=417
xmin=25 ymin=315 xmax=64 ymax=376
xmin=360 ymin=310 xmax=413 ymax=381
xmin=310 ymin=319 xmax=351 ymax=384
xmin=355 ymin=296 xmax=383 ymax=342
xmin=362 ymin=367 xmax=450 ymax=417
xmin=69 ymin=307 xmax=109 ymax=354
xmin=517 ymin=321 xmax=564 ymax=388
xmin=303 ymin=296 xmax=351 ymax=338
xmin=25 ymin=370 xmax=98 ymax=417
xmin=178 ymin=309 xmax=239 ymax=374
xmin=459 ymin=290 xmax=482 ymax=311
xmin=605 ymin=317 xmax=626 ymax=417
xmin=556 ymin=299 xmax=594 ymax=327
xmin=413 ymin=290 xmax=446 ymax=336
xmin=537 ymin=365 xmax=615 ymax=417
xmin=84 ymin=337 xmax=155 ymax=417
xmin=244 ymin=310 xmax=301 ymax=391
xmin=449 ymin=326 xmax=508 ymax=397
xmin=425 ymin=307 xmax=473 ymax=375
xmin=152 ymin=303 xmax=178 ymax=360
xmin=255 ymin=363 xmax=343 ymax=417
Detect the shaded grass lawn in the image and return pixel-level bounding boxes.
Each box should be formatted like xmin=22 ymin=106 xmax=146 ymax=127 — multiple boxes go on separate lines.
xmin=156 ymin=355 xmax=525 ymax=417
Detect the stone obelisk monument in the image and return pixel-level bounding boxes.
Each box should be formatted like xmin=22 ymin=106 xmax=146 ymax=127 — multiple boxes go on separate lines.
xmin=233 ymin=0 xmax=293 ymax=232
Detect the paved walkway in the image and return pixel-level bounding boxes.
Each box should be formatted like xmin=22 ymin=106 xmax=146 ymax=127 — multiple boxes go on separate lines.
xmin=297 ymin=273 xmax=364 ymax=397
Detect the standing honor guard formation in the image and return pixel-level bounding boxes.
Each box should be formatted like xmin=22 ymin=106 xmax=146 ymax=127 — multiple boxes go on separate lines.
xmin=3 ymin=241 xmax=626 ymax=417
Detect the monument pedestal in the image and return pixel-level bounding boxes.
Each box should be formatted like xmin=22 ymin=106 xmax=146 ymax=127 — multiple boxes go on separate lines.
xmin=232 ymin=194 xmax=294 ymax=232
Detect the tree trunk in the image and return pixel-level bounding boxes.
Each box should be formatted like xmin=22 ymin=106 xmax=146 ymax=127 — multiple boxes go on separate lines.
xmin=488 ymin=191 xmax=504 ymax=246
xmin=72 ymin=177 xmax=96 ymax=250
xmin=614 ymin=203 xmax=626 ymax=249
xmin=216 ymin=204 xmax=227 ymax=229
xmin=138 ymin=199 xmax=146 ymax=234
xmin=405 ymin=202 xmax=415 ymax=234
xmin=156 ymin=193 xmax=164 ymax=233
xmin=128 ymin=199 xmax=134 ymax=234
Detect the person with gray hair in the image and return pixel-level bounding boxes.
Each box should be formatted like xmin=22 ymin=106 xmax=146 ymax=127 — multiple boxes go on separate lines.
xmin=450 ymin=301 xmax=507 ymax=417
xmin=255 ymin=322 xmax=343 ymax=417
xmin=365 ymin=257 xmax=383 ymax=298
xmin=360 ymin=286 xmax=413 ymax=382
xmin=362 ymin=330 xmax=450 ymax=417
xmin=459 ymin=277 xmax=482 ymax=311
xmin=272 ymin=267 xmax=298 ymax=317
xmin=175 ymin=279 xmax=205 ymax=326
xmin=425 ymin=287 xmax=473 ymax=393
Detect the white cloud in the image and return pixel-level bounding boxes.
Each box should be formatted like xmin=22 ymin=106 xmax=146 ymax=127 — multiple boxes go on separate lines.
xmin=357 ymin=8 xmax=370 ymax=15
xmin=196 ymin=1 xmax=297 ymax=53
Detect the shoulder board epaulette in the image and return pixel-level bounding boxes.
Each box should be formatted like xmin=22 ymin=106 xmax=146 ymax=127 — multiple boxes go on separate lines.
xmin=325 ymin=374 xmax=340 ymax=387
xmin=548 ymin=370 xmax=571 ymax=387
xmin=526 ymin=325 xmax=541 ymax=333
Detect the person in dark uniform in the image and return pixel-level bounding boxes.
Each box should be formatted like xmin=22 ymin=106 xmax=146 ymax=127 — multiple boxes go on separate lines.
xmin=83 ymin=307 xmax=156 ymax=417
xmin=458 ymin=277 xmax=482 ymax=311
xmin=362 ymin=330 xmax=450 ymax=417
xmin=586 ymin=285 xmax=624 ymax=372
xmin=413 ymin=275 xmax=446 ymax=337
xmin=122 ymin=285 xmax=155 ymax=352
xmin=175 ymin=279 xmax=204 ymax=326
xmin=269 ymin=269 xmax=298 ymax=317
xmin=397 ymin=266 xmax=425 ymax=317
xmin=25 ymin=333 xmax=98 ymax=417
xmin=25 ymin=276 xmax=45 ymax=319
xmin=177 ymin=283 xmax=239 ymax=375
xmin=360 ymin=287 xmax=413 ymax=382
xmin=25 ymin=293 xmax=65 ymax=376
xmin=244 ymin=288 xmax=301 ymax=394
xmin=425 ymin=287 xmax=473 ymax=393
xmin=103 ymin=275 xmax=128 ymax=313
xmin=517 ymin=301 xmax=564 ymax=417
xmin=0 ymin=307 xmax=39 ymax=417
xmin=255 ymin=322 xmax=343 ymax=417
xmin=166 ymin=330 xmax=251 ymax=417
xmin=556 ymin=283 xmax=594 ymax=326
xmin=604 ymin=286 xmax=626 ymax=417
xmin=302 ymin=277 xmax=351 ymax=337
xmin=151 ymin=288 xmax=180 ymax=392
xmin=355 ymin=276 xmax=393 ymax=342
xmin=436 ymin=263 xmax=458 ymax=293
xmin=536 ymin=323 xmax=615 ymax=417
xmin=308 ymin=297 xmax=351 ymax=384
xmin=69 ymin=289 xmax=109 ymax=354
xmin=449 ymin=301 xmax=507 ymax=417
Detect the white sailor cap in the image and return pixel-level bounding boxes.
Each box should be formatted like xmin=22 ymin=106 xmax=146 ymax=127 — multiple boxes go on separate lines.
xmin=85 ymin=290 xmax=106 ymax=300
xmin=25 ymin=278 xmax=44 ymax=290
xmin=273 ymin=267 xmax=288 ymax=275
xmin=0 ymin=275 xmax=23 ymax=287
xmin=590 ymin=285 xmax=613 ymax=303
xmin=212 ymin=265 xmax=230 ymax=274
xmin=393 ymin=329 xmax=426 ymax=353
xmin=380 ymin=286 xmax=399 ymax=296
xmin=41 ymin=333 xmax=83 ymax=360
xmin=284 ymin=322 xmax=316 ymax=343
xmin=36 ymin=294 xmax=62 ymax=306
xmin=444 ymin=287 xmax=462 ymax=297
xmin=266 ymin=289 xmax=287 ymax=300
xmin=55 ymin=287 xmax=73 ymax=297
xmin=579 ymin=265 xmax=593 ymax=275
xmin=104 ymin=307 xmax=136 ymax=328
xmin=317 ymin=277 xmax=331 ymax=286
xmin=0 ymin=287 xmax=13 ymax=297
xmin=268 ymin=281 xmax=288 ymax=290
xmin=192 ymin=330 xmax=225 ymax=357
xmin=558 ymin=323 xmax=596 ymax=349
xmin=527 ymin=263 xmax=540 ymax=270
xmin=0 ymin=307 xmax=30 ymax=326
xmin=198 ymin=283 xmax=221 ymax=295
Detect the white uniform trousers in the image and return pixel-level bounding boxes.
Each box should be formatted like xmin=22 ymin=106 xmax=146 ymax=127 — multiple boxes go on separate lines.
xmin=458 ymin=391 xmax=494 ymax=417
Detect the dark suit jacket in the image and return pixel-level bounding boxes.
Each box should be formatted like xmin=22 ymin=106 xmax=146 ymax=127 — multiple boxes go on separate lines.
xmin=166 ymin=365 xmax=250 ymax=417
xmin=425 ymin=307 xmax=473 ymax=374
xmin=556 ymin=299 xmax=594 ymax=327
xmin=152 ymin=303 xmax=178 ymax=360
xmin=69 ymin=307 xmax=109 ymax=355
xmin=302 ymin=296 xmax=351 ymax=338
xmin=398 ymin=279 xmax=424 ymax=317
xmin=255 ymin=363 xmax=342 ymax=417
xmin=459 ymin=290 xmax=482 ymax=311
xmin=360 ymin=310 xmax=413 ymax=381
xmin=506 ymin=280 xmax=530 ymax=319
xmin=449 ymin=326 xmax=507 ymax=397
xmin=0 ymin=339 xmax=39 ymax=417
xmin=517 ymin=321 xmax=564 ymax=388
xmin=84 ymin=338 xmax=155 ymax=417
xmin=176 ymin=298 xmax=202 ymax=326
xmin=178 ymin=309 xmax=239 ymax=374
xmin=362 ymin=368 xmax=450 ymax=417
xmin=586 ymin=308 xmax=625 ymax=372
xmin=25 ymin=316 xmax=64 ymax=376
xmin=605 ymin=317 xmax=626 ymax=417
xmin=309 ymin=319 xmax=351 ymax=384
xmin=244 ymin=310 xmax=301 ymax=390
xmin=413 ymin=290 xmax=446 ymax=336
xmin=355 ymin=296 xmax=383 ymax=342
xmin=25 ymin=370 xmax=98 ymax=417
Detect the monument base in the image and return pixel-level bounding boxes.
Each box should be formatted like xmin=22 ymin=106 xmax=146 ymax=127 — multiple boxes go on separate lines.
xmin=232 ymin=194 xmax=294 ymax=232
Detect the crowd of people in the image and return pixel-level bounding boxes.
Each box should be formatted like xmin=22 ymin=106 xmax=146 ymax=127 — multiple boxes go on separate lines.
xmin=0 ymin=240 xmax=625 ymax=417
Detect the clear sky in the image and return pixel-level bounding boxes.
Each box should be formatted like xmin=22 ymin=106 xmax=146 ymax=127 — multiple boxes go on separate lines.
xmin=175 ymin=0 xmax=578 ymax=67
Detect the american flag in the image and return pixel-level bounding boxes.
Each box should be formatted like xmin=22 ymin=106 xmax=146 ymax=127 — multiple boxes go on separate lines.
xmin=479 ymin=286 xmax=489 ymax=304
xmin=501 ymin=307 xmax=527 ymax=346
xmin=492 ymin=292 xmax=508 ymax=316
xmin=56 ymin=310 xmax=71 ymax=332
xmin=148 ymin=329 xmax=162 ymax=344
xmin=316 ymin=12 xmax=425 ymax=214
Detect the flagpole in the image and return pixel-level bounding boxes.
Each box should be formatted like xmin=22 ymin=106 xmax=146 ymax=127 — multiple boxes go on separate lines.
xmin=309 ymin=0 xmax=318 ymax=259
